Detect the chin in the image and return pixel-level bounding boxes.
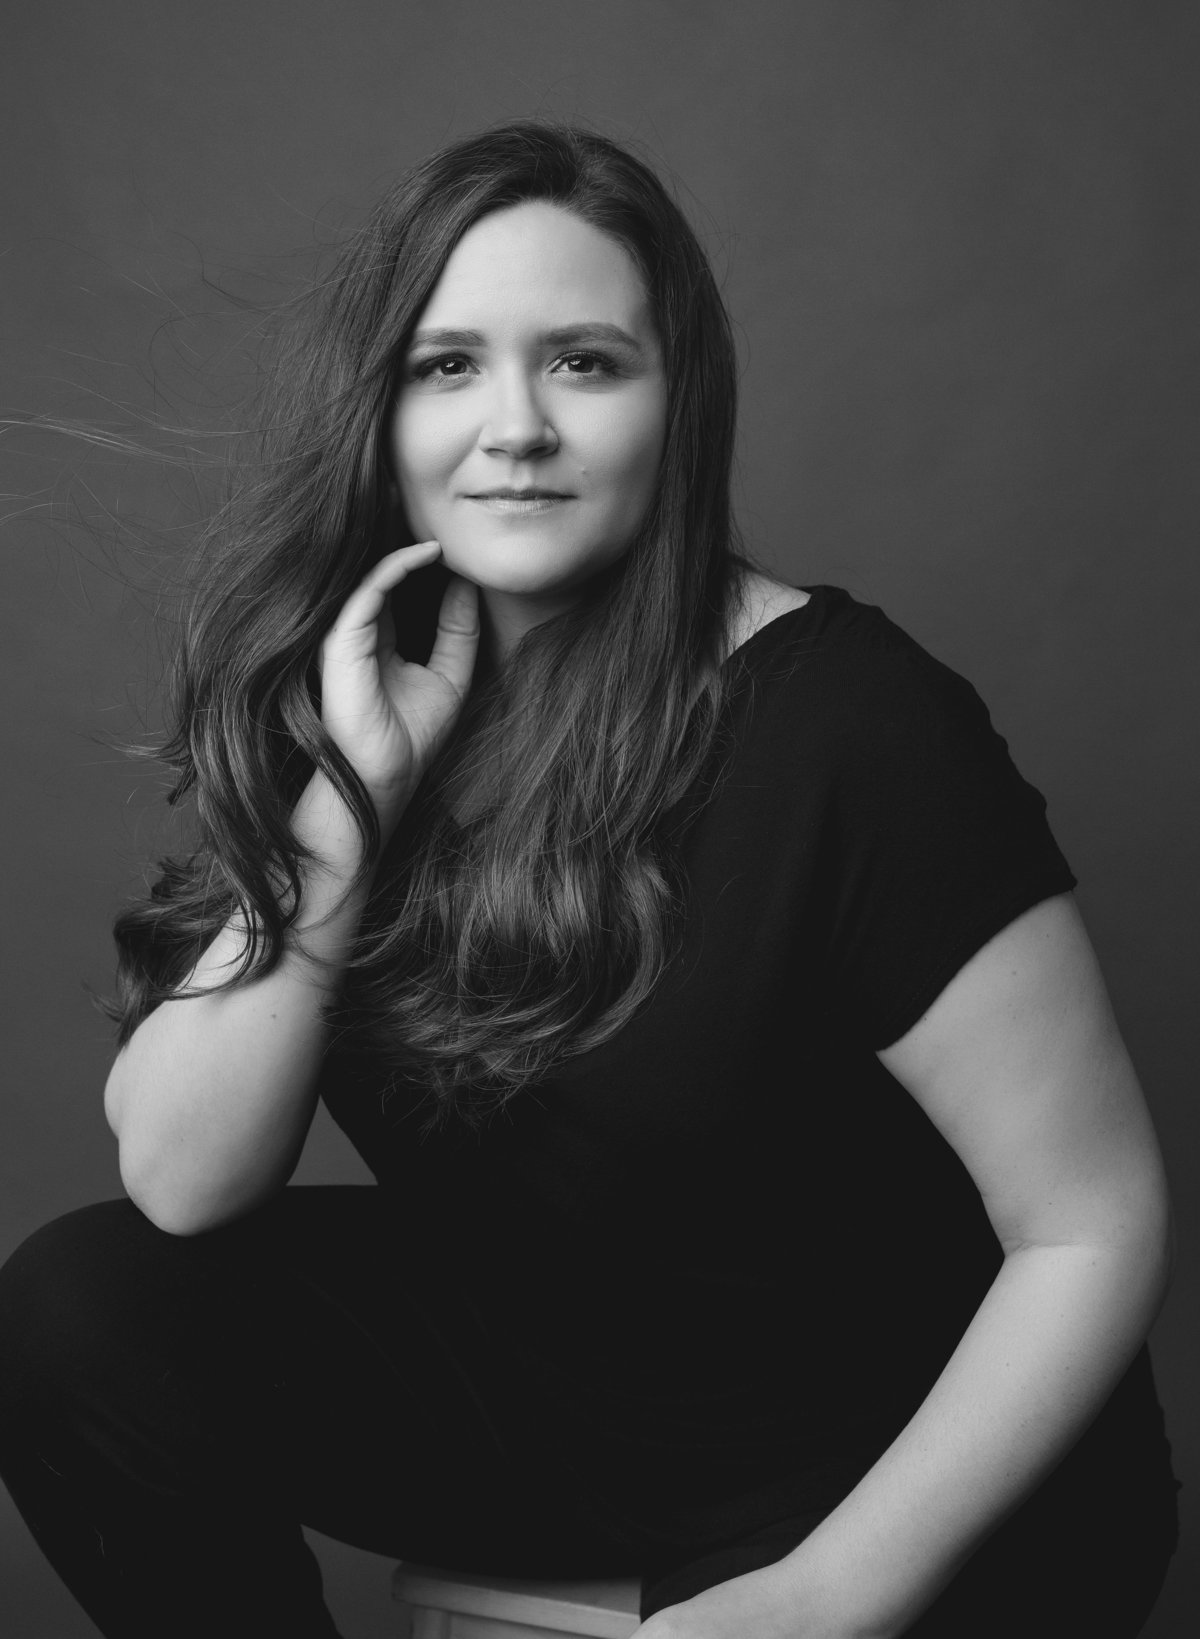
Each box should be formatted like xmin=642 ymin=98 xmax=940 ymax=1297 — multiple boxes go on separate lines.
xmin=441 ymin=541 xmax=623 ymax=600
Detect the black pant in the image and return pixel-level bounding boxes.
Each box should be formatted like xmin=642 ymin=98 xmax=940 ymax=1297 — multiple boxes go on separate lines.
xmin=0 ymin=1189 xmax=1180 ymax=1637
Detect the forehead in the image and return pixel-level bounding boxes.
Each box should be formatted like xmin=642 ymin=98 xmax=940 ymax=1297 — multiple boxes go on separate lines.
xmin=417 ymin=201 xmax=654 ymax=334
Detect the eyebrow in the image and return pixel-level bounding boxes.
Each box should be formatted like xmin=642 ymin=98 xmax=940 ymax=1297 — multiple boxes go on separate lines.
xmin=408 ymin=322 xmax=647 ymax=352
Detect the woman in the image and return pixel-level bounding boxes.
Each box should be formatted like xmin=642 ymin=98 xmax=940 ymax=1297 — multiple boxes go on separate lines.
xmin=0 ymin=122 xmax=1179 ymax=1638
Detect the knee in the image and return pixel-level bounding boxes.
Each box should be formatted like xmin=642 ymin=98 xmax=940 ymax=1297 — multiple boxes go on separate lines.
xmin=0 ymin=1199 xmax=173 ymax=1410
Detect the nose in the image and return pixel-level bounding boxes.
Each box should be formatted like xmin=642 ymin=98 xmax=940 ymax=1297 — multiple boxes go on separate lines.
xmin=479 ymin=369 xmax=559 ymax=459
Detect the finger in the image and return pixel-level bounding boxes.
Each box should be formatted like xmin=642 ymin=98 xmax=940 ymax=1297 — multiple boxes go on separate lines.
xmin=362 ymin=538 xmax=441 ymax=592
xmin=326 ymin=541 xmax=441 ymax=643
xmin=425 ymin=575 xmax=480 ymax=695
xmin=376 ymin=589 xmax=398 ymax=662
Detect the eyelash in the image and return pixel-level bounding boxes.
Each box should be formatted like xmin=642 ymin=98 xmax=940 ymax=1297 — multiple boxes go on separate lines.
xmin=409 ymin=350 xmax=622 ymax=383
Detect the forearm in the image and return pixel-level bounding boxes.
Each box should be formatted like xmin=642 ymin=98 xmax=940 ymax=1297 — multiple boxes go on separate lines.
xmin=771 ymin=1227 xmax=1171 ymax=1638
xmin=105 ymin=773 xmax=394 ymax=1234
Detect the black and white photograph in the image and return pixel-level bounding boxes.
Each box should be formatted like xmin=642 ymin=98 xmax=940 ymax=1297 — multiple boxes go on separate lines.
xmin=1 ymin=5 xmax=1196 ymax=1635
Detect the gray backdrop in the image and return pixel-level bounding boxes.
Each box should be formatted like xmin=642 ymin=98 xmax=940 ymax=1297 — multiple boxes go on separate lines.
xmin=2 ymin=3 xmax=1196 ymax=1635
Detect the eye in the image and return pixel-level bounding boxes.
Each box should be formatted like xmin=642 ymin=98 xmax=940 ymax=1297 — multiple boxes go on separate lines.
xmin=554 ymin=350 xmax=619 ymax=378
xmin=410 ymin=353 xmax=475 ymax=382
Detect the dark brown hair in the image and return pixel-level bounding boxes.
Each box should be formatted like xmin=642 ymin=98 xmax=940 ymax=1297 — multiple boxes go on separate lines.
xmin=111 ymin=121 xmax=749 ymax=1126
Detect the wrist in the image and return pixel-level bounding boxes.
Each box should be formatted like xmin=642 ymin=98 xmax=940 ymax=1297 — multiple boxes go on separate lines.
xmin=364 ymin=775 xmax=418 ymax=845
xmin=286 ymin=774 xmax=374 ymax=935
xmin=285 ymin=770 xmax=414 ymax=959
xmin=293 ymin=770 xmax=403 ymax=871
xmin=641 ymin=1560 xmax=874 ymax=1639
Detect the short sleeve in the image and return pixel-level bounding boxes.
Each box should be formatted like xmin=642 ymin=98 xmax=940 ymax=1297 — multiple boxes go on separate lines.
xmin=820 ymin=641 xmax=1077 ymax=1049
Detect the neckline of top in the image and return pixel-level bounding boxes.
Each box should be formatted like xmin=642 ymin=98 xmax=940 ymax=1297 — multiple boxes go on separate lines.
xmin=721 ymin=583 xmax=839 ymax=672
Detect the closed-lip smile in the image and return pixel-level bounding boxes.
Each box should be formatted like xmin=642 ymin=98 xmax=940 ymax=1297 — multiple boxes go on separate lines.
xmin=466 ymin=487 xmax=573 ymax=500
xmin=464 ymin=487 xmax=575 ymax=515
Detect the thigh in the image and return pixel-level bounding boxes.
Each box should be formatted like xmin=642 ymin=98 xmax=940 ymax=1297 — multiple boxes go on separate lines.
xmin=241 ymin=1187 xmax=648 ymax=1571
xmin=0 ymin=1189 xmax=645 ymax=1575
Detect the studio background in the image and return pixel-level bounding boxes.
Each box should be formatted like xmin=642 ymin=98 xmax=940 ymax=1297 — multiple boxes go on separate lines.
xmin=2 ymin=3 xmax=1196 ymax=1635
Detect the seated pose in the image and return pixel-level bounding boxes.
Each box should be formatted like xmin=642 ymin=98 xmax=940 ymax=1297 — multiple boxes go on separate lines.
xmin=0 ymin=123 xmax=1179 ymax=1638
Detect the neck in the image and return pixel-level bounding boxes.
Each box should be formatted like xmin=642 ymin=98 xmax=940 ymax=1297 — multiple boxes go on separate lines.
xmin=477 ymin=584 xmax=581 ymax=673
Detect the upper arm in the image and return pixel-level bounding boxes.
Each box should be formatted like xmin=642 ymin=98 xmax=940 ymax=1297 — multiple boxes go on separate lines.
xmin=878 ymin=894 xmax=1171 ymax=1258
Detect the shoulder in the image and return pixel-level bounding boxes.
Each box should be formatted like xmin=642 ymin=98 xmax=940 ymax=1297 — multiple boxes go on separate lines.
xmin=723 ymin=571 xmax=927 ymax=676
xmin=722 ymin=570 xmax=811 ymax=658
xmin=719 ymin=580 xmax=1028 ymax=810
xmin=725 ymin=573 xmax=980 ymax=726
xmin=732 ymin=571 xmax=814 ymax=637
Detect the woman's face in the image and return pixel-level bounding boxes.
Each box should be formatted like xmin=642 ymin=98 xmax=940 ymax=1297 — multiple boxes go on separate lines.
xmin=389 ymin=201 xmax=668 ymax=640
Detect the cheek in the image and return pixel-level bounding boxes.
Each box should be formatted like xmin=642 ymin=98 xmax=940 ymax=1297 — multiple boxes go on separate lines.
xmin=587 ymin=396 xmax=666 ymax=495
xmin=390 ymin=406 xmax=462 ymax=508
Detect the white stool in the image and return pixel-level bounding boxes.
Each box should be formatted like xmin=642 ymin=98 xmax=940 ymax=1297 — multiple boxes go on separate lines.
xmin=393 ymin=1564 xmax=641 ymax=1638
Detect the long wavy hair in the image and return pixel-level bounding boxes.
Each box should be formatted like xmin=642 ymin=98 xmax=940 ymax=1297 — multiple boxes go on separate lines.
xmin=111 ymin=121 xmax=750 ymax=1127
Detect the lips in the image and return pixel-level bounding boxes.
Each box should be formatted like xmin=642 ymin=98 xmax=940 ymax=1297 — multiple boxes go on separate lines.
xmin=466 ymin=488 xmax=573 ymax=500
xmin=463 ymin=488 xmax=574 ymax=517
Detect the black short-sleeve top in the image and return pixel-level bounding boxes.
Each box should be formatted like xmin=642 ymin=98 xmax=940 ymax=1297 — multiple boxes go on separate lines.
xmin=322 ymin=585 xmax=1078 ymax=1530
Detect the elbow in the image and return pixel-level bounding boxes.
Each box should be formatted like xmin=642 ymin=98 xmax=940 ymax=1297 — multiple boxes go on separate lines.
xmin=1000 ymin=1165 xmax=1174 ymax=1339
xmin=103 ymin=1053 xmax=129 ymax=1140
xmin=115 ymin=1131 xmax=276 ymax=1239
xmin=106 ymin=1055 xmax=272 ymax=1237
xmin=1129 ymin=1160 xmax=1175 ymax=1309
xmin=1103 ymin=1171 xmax=1175 ymax=1325
xmin=1152 ymin=1185 xmax=1177 ymax=1309
xmin=1100 ymin=1170 xmax=1174 ymax=1333
xmin=117 ymin=1150 xmax=225 ymax=1237
xmin=124 ymin=1186 xmax=218 ymax=1239
xmin=105 ymin=1065 xmax=208 ymax=1235
xmin=120 ymin=1169 xmax=269 ymax=1238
